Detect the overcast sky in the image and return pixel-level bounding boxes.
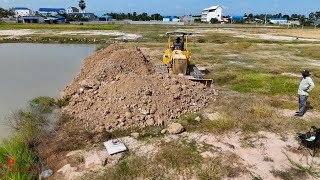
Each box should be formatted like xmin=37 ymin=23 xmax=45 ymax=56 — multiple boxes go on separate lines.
xmin=1 ymin=0 xmax=319 ymax=16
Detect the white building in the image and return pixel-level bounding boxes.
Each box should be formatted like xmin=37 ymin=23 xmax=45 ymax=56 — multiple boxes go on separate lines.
xmin=201 ymin=5 xmax=223 ymax=22
xmin=39 ymin=8 xmax=66 ymax=16
xmin=14 ymin=7 xmax=32 ymax=17
xmin=269 ymin=18 xmax=288 ymax=24
xmin=67 ymin=6 xmax=80 ymax=14
xmin=163 ymin=16 xmax=180 ymax=22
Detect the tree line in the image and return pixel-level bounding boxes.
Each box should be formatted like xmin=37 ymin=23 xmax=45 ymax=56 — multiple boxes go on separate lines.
xmin=0 ymin=8 xmax=14 ymax=18
xmin=106 ymin=12 xmax=163 ymax=21
xmin=241 ymin=12 xmax=320 ymax=24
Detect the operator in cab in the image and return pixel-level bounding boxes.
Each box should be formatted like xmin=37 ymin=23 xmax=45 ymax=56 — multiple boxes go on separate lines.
xmin=172 ymin=35 xmax=185 ymax=50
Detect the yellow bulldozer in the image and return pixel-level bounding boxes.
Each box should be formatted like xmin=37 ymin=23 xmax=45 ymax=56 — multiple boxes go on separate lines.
xmin=157 ymin=31 xmax=212 ymax=87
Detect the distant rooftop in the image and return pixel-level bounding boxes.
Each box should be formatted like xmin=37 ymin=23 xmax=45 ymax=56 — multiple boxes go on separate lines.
xmin=39 ymin=8 xmax=65 ymax=12
xmin=100 ymin=15 xmax=112 ymax=18
xmin=14 ymin=7 xmax=30 ymax=10
xmin=163 ymin=16 xmax=179 ymax=18
xmin=269 ymin=18 xmax=288 ymax=20
xmin=68 ymin=6 xmax=79 ymax=12
xmin=203 ymin=6 xmax=221 ymax=11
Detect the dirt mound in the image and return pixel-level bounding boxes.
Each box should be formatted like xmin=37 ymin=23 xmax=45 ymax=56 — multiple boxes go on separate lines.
xmin=64 ymin=45 xmax=154 ymax=96
xmin=63 ymin=44 xmax=212 ymax=132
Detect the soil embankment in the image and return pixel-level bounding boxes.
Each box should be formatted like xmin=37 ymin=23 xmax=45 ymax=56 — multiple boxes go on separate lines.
xmin=63 ymin=44 xmax=212 ymax=132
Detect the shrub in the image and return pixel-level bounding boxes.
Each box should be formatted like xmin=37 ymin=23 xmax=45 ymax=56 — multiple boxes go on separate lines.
xmin=210 ymin=18 xmax=220 ymax=24
xmin=30 ymin=96 xmax=55 ymax=113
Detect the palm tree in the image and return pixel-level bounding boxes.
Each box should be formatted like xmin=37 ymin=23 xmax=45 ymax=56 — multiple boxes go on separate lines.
xmin=79 ymin=0 xmax=86 ymax=12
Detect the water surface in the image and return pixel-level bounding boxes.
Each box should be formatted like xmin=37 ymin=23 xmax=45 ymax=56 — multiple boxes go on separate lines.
xmin=0 ymin=43 xmax=96 ymax=139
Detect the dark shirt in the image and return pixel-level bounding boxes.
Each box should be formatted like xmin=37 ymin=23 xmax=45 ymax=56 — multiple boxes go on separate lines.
xmin=173 ymin=39 xmax=184 ymax=50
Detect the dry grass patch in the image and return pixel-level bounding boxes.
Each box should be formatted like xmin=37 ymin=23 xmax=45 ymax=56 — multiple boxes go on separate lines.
xmin=198 ymin=152 xmax=247 ymax=179
xmin=90 ymin=140 xmax=248 ymax=179
xmin=271 ymin=154 xmax=320 ymax=180
xmin=178 ymin=112 xmax=236 ymax=133
xmin=208 ymin=94 xmax=320 ymax=134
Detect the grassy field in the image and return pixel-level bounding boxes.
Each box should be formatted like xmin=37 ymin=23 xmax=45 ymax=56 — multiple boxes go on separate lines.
xmin=0 ymin=23 xmax=119 ymax=30
xmin=128 ymin=27 xmax=320 ymax=135
xmin=96 ymin=26 xmax=320 ymax=179
xmin=1 ymin=24 xmax=320 ymax=179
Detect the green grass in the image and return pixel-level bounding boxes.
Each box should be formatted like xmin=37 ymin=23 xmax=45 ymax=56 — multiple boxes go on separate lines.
xmin=178 ymin=112 xmax=237 ymax=133
xmin=0 ymin=136 xmax=39 ymax=179
xmin=0 ymin=96 xmax=63 ymax=179
xmin=206 ymin=94 xmax=320 ymax=134
xmin=87 ymin=140 xmax=244 ymax=179
xmin=90 ymin=140 xmax=203 ymax=179
xmin=0 ymin=23 xmax=119 ymax=30
xmin=0 ymin=110 xmax=49 ymax=179
xmin=55 ymin=97 xmax=70 ymax=108
xmin=155 ymin=140 xmax=202 ymax=171
xmin=231 ymin=73 xmax=298 ymax=95
xmin=2 ymin=35 xmax=113 ymax=44
xmin=30 ymin=96 xmax=55 ymax=113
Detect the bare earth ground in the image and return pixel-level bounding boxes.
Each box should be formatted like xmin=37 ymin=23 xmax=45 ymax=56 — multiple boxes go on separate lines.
xmin=51 ymin=130 xmax=320 ymax=180
xmin=184 ymin=28 xmax=320 ymax=42
xmin=236 ymin=28 xmax=320 ymax=40
xmin=1 ymin=27 xmax=320 ymax=42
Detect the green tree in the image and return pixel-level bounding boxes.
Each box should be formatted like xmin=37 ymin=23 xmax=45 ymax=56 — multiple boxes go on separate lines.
xmin=248 ymin=13 xmax=253 ymax=21
xmin=309 ymin=12 xmax=315 ymax=20
xmin=282 ymin=14 xmax=290 ymax=20
xmin=79 ymin=0 xmax=86 ymax=12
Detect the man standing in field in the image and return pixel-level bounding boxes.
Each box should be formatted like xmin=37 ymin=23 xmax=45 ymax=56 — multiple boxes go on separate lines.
xmin=296 ymin=70 xmax=315 ymax=117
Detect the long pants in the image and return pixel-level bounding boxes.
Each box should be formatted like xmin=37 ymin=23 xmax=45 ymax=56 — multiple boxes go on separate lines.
xmin=298 ymin=95 xmax=308 ymax=115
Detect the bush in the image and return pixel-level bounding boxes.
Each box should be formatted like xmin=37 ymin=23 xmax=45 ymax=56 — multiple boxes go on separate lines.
xmin=30 ymin=96 xmax=55 ymax=113
xmin=234 ymin=20 xmax=246 ymax=24
xmin=56 ymin=97 xmax=70 ymax=108
xmin=210 ymin=18 xmax=220 ymax=24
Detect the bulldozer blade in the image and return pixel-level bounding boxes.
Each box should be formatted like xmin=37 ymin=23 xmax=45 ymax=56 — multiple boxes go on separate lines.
xmin=187 ymin=77 xmax=213 ymax=87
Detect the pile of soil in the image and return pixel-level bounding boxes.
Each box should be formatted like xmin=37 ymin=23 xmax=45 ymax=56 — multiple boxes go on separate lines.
xmin=63 ymin=44 xmax=212 ymax=132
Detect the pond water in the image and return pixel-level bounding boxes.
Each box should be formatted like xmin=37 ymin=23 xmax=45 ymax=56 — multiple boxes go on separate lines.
xmin=0 ymin=43 xmax=96 ymax=140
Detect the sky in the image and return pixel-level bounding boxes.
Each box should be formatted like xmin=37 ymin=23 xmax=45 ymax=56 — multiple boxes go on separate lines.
xmin=1 ymin=0 xmax=320 ymax=16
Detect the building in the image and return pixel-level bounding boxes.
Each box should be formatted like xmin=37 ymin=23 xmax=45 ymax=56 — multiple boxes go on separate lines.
xmin=99 ymin=15 xmax=113 ymax=21
xmin=222 ymin=16 xmax=229 ymax=23
xmin=269 ymin=18 xmax=288 ymax=24
xmin=14 ymin=7 xmax=32 ymax=17
xmin=201 ymin=5 xmax=223 ymax=22
xmin=44 ymin=15 xmax=65 ymax=24
xmin=163 ymin=16 xmax=179 ymax=22
xmin=288 ymin=20 xmax=300 ymax=26
xmin=82 ymin=13 xmax=96 ymax=20
xmin=39 ymin=8 xmax=66 ymax=16
xmin=67 ymin=6 xmax=80 ymax=14
xmin=314 ymin=19 xmax=320 ymax=26
xmin=21 ymin=16 xmax=44 ymax=23
xmin=180 ymin=16 xmax=195 ymax=24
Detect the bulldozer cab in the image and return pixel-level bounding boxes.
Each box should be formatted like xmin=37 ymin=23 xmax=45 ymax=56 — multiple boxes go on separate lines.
xmin=166 ymin=32 xmax=192 ymax=51
xmin=163 ymin=32 xmax=192 ymax=69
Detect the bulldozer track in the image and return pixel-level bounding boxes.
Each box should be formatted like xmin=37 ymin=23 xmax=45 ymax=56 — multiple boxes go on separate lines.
xmin=189 ymin=64 xmax=204 ymax=79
